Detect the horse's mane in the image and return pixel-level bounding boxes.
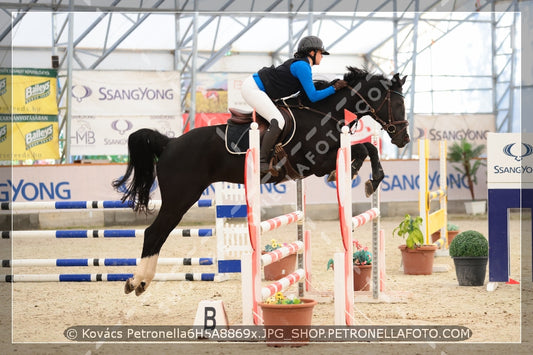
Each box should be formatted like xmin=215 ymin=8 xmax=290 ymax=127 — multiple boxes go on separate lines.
xmin=309 ymin=67 xmax=387 ymax=93
xmin=342 ymin=66 xmax=387 ymax=87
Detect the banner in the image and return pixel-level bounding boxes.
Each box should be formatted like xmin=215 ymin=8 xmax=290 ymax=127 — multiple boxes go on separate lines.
xmin=413 ymin=114 xmax=495 ymax=157
xmin=1 ymin=158 xmax=486 ymax=204
xmin=72 ymin=71 xmax=180 ymax=116
xmin=70 ymin=115 xmax=181 ymax=156
xmin=71 ymin=71 xmax=181 ymax=155
xmin=0 ymin=68 xmax=59 ymax=161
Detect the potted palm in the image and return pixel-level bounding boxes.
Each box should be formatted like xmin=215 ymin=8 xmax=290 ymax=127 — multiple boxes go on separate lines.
xmin=447 ymin=139 xmax=486 ymax=214
xmin=449 ymin=230 xmax=488 ymax=286
xmin=393 ymin=214 xmax=437 ymax=275
xmin=327 ymin=240 xmax=373 ymax=291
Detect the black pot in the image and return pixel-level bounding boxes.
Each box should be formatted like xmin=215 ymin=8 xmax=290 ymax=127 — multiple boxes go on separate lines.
xmin=453 ymin=256 xmax=488 ymax=286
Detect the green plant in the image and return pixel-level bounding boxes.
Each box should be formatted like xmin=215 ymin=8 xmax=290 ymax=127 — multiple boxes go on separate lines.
xmin=327 ymin=240 xmax=372 ymax=270
xmin=447 ymin=139 xmax=486 ymax=200
xmin=392 ymin=214 xmax=424 ymax=249
xmin=263 ymin=239 xmax=287 ymax=252
xmin=449 ymin=230 xmax=488 ymax=257
xmin=447 ymin=223 xmax=459 ymax=231
xmin=264 ymin=291 xmax=302 ymax=305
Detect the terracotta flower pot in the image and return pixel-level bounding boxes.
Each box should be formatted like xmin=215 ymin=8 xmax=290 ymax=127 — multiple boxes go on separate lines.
xmin=353 ymin=264 xmax=372 ymax=291
xmin=431 ymin=230 xmax=459 ymax=246
xmin=398 ymin=244 xmax=437 ymax=275
xmin=259 ymin=298 xmax=317 ymax=346
xmin=263 ymin=253 xmax=297 ymax=281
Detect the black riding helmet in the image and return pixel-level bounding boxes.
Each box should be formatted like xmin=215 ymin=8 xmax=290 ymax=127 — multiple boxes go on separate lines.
xmin=294 ymin=35 xmax=330 ymax=64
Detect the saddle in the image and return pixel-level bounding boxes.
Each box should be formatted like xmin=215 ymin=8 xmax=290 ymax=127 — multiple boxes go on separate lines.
xmin=224 ymin=105 xmax=302 ymax=180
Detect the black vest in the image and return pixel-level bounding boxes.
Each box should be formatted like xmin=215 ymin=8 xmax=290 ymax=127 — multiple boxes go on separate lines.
xmin=257 ymin=58 xmax=307 ymax=100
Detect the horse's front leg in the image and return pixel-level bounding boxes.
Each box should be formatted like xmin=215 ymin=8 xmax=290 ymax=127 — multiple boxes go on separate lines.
xmin=363 ymin=142 xmax=384 ymax=197
xmin=326 ymin=143 xmax=368 ymax=183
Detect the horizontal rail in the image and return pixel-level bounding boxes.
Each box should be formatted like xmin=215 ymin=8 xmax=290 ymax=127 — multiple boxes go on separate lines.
xmin=1 ymin=228 xmax=213 ymax=239
xmin=1 ymin=199 xmax=214 ymax=211
xmin=261 ymin=268 xmax=306 ymax=299
xmin=260 ymin=210 xmax=303 ymax=233
xmin=351 ymin=207 xmax=380 ymax=229
xmin=2 ymin=257 xmax=214 ymax=267
xmin=260 ymin=241 xmax=303 ymax=267
xmin=428 ymin=189 xmax=447 ymax=201
xmin=2 ymin=272 xmax=215 ymax=282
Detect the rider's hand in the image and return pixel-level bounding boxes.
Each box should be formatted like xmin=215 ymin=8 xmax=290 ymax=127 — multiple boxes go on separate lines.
xmin=333 ymin=79 xmax=348 ymax=91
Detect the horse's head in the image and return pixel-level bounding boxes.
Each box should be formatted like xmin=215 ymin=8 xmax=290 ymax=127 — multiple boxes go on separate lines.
xmin=342 ymin=67 xmax=410 ymax=148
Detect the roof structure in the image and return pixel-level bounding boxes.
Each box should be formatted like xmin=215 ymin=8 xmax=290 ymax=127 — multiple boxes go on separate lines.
xmin=0 ymin=0 xmax=522 ymax=161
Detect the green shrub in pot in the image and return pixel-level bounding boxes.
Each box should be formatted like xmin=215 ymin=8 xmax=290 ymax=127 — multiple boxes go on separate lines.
xmin=449 ymin=230 xmax=488 ymax=257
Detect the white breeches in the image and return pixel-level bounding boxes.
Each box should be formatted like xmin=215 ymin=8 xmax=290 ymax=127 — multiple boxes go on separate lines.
xmin=241 ymin=75 xmax=286 ymax=129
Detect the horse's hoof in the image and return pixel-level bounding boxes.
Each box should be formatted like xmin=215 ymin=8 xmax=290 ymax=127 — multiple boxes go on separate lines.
xmin=135 ymin=282 xmax=147 ymax=296
xmin=124 ymin=278 xmax=135 ymax=294
xmin=365 ymin=180 xmax=374 ymax=197
xmin=326 ymin=171 xmax=336 ymax=182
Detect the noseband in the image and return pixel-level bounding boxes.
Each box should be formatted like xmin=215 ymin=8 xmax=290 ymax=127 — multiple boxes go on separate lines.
xmin=349 ymin=86 xmax=409 ymax=140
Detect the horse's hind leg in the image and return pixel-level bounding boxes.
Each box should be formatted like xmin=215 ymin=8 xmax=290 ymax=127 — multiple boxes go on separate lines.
xmin=125 ymin=187 xmax=207 ymax=296
xmin=124 ymin=206 xmax=179 ymax=295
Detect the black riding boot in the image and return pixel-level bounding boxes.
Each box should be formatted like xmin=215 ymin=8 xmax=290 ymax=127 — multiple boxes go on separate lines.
xmin=260 ymin=119 xmax=282 ymax=174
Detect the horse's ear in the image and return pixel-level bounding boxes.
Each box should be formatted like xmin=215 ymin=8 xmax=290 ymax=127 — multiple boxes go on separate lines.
xmin=393 ymin=73 xmax=407 ymax=86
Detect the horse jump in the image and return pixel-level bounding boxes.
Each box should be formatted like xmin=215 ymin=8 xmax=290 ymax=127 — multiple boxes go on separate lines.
xmin=334 ymin=125 xmax=383 ymax=326
xmin=241 ymin=123 xmax=310 ymax=325
xmin=1 ymin=183 xmax=249 ymax=283
xmin=418 ymin=138 xmax=448 ymax=247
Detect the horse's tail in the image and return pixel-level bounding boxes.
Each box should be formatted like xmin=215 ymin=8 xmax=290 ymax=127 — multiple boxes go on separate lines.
xmin=112 ymin=128 xmax=170 ymax=213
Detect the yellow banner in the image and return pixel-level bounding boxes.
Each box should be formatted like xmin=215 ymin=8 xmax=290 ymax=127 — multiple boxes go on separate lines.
xmin=0 ymin=69 xmax=59 ymax=161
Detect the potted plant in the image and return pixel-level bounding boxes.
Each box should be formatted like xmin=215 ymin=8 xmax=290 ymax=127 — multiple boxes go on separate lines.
xmin=449 ymin=230 xmax=488 ymax=286
xmin=431 ymin=222 xmax=460 ymax=246
xmin=327 ymin=240 xmax=373 ymax=291
xmin=263 ymin=239 xmax=296 ymax=281
xmin=393 ymin=214 xmax=437 ymax=275
xmin=447 ymin=139 xmax=486 ymax=214
xmin=259 ymin=291 xmax=317 ymax=346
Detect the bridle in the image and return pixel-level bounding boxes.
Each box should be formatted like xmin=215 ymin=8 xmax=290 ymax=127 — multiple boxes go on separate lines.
xmin=348 ymin=85 xmax=409 ymax=140
xmin=285 ymin=82 xmax=409 ymax=142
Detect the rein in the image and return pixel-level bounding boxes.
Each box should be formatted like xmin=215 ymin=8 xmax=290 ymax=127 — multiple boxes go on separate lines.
xmin=285 ymin=84 xmax=409 ymax=140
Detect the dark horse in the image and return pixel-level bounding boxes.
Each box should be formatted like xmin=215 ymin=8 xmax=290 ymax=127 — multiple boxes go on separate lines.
xmin=113 ymin=67 xmax=409 ymax=296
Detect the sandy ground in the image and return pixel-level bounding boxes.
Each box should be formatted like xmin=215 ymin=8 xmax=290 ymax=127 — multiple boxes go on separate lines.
xmin=1 ymin=213 xmax=531 ymax=354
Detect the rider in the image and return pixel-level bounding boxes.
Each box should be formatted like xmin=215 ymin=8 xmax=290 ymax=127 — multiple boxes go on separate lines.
xmin=241 ymin=35 xmax=348 ymax=174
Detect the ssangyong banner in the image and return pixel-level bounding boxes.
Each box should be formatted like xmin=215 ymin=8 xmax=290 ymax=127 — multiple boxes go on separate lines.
xmin=70 ymin=70 xmax=181 ymax=156
xmin=70 ymin=115 xmax=181 ymax=156
xmin=1 ymin=159 xmax=486 ymax=204
xmin=413 ymin=114 xmax=495 ymax=158
xmin=71 ymin=71 xmax=180 ymax=116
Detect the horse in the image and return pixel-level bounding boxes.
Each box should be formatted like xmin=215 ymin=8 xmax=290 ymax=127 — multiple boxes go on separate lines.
xmin=113 ymin=66 xmax=409 ymax=296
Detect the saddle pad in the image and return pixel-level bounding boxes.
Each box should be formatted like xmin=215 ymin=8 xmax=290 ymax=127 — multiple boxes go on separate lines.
xmin=225 ymin=121 xmax=250 ymax=154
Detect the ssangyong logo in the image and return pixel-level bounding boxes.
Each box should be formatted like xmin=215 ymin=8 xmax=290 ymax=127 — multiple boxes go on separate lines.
xmin=503 ymin=143 xmax=533 ymax=161
xmin=25 ymin=125 xmax=54 ymax=150
xmin=72 ymin=85 xmax=92 ymax=102
xmin=25 ymin=80 xmax=50 ymax=104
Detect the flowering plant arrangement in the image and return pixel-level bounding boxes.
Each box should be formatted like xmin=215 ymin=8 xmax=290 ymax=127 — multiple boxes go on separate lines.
xmin=352 ymin=240 xmax=373 ymax=265
xmin=264 ymin=291 xmax=302 ymax=305
xmin=263 ymin=239 xmax=287 ymax=252
xmin=327 ymin=240 xmax=373 ymax=270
